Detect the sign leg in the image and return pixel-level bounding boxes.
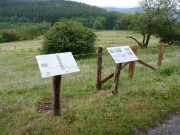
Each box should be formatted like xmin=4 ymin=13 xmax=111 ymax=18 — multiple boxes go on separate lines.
xmin=128 ymin=46 xmax=137 ymax=78
xmin=52 ymin=75 xmax=62 ymax=116
xmin=111 ymin=63 xmax=122 ymax=95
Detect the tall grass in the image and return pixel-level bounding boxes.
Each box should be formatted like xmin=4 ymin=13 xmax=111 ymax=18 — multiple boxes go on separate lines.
xmin=0 ymin=31 xmax=180 ymax=134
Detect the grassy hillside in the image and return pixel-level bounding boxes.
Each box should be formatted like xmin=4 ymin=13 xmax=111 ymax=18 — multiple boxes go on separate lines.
xmin=0 ymin=31 xmax=180 ymax=134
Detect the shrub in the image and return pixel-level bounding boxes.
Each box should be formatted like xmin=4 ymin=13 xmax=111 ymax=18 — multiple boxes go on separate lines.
xmin=156 ymin=65 xmax=179 ymax=76
xmin=0 ymin=30 xmax=19 ymax=42
xmin=0 ymin=34 xmax=4 ymax=43
xmin=42 ymin=20 xmax=96 ymax=55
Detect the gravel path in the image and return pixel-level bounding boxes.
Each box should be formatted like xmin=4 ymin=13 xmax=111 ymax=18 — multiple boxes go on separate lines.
xmin=148 ymin=113 xmax=180 ymax=135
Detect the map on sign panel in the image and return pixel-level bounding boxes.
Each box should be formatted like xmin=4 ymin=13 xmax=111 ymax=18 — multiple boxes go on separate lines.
xmin=107 ymin=46 xmax=138 ymax=64
xmin=36 ymin=52 xmax=80 ymax=78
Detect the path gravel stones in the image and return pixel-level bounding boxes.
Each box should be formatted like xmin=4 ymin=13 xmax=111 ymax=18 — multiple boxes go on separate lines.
xmin=148 ymin=113 xmax=180 ymax=135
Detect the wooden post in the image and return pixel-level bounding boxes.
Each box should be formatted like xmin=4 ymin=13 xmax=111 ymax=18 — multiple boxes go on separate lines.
xmin=101 ymin=72 xmax=114 ymax=85
xmin=96 ymin=47 xmax=103 ymax=90
xmin=137 ymin=60 xmax=156 ymax=70
xmin=121 ymin=62 xmax=130 ymax=70
xmin=52 ymin=75 xmax=62 ymax=116
xmin=128 ymin=46 xmax=137 ymax=78
xmin=111 ymin=63 xmax=122 ymax=95
xmin=157 ymin=43 xmax=165 ymax=67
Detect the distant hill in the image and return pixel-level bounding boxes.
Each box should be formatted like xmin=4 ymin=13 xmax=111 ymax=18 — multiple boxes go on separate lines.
xmin=103 ymin=7 xmax=139 ymax=14
xmin=0 ymin=0 xmax=108 ymax=23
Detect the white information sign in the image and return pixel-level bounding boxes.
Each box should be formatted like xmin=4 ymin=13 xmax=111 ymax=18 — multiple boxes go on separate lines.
xmin=36 ymin=52 xmax=80 ymax=78
xmin=107 ymin=46 xmax=138 ymax=63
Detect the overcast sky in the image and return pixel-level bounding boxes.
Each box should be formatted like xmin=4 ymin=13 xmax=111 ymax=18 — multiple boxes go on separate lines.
xmin=70 ymin=0 xmax=141 ymax=8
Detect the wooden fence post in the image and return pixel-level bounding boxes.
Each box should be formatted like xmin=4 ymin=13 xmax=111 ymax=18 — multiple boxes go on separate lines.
xmin=52 ymin=75 xmax=62 ymax=116
xmin=128 ymin=46 xmax=138 ymax=78
xmin=157 ymin=43 xmax=165 ymax=67
xmin=96 ymin=47 xmax=103 ymax=90
xmin=137 ymin=60 xmax=156 ymax=70
xmin=111 ymin=63 xmax=122 ymax=95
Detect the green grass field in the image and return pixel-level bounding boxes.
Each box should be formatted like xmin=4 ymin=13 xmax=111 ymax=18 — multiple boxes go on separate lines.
xmin=0 ymin=30 xmax=180 ymax=134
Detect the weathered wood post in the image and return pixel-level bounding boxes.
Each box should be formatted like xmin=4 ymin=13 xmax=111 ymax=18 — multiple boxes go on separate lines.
xmin=128 ymin=46 xmax=138 ymax=78
xmin=96 ymin=47 xmax=103 ymax=90
xmin=157 ymin=43 xmax=165 ymax=67
xmin=52 ymin=75 xmax=62 ymax=116
xmin=111 ymin=63 xmax=122 ymax=95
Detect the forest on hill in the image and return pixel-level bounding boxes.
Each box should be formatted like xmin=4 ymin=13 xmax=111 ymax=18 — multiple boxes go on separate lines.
xmin=0 ymin=0 xmax=119 ymax=29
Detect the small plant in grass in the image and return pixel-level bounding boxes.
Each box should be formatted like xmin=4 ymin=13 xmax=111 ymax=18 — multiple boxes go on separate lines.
xmin=156 ymin=65 xmax=179 ymax=76
xmin=42 ymin=20 xmax=96 ymax=56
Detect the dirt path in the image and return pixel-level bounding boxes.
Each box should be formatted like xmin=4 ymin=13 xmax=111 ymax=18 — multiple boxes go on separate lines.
xmin=148 ymin=113 xmax=180 ymax=135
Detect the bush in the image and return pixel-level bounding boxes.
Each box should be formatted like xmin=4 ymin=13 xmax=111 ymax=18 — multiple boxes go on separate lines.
xmin=0 ymin=34 xmax=4 ymax=43
xmin=156 ymin=65 xmax=179 ymax=76
xmin=0 ymin=22 xmax=51 ymax=42
xmin=0 ymin=30 xmax=19 ymax=42
xmin=159 ymin=30 xmax=180 ymax=44
xmin=18 ymin=22 xmax=51 ymax=40
xmin=42 ymin=21 xmax=96 ymax=55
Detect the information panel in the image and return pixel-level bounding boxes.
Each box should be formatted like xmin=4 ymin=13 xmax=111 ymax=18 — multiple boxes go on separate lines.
xmin=107 ymin=46 xmax=138 ymax=63
xmin=36 ymin=52 xmax=80 ymax=78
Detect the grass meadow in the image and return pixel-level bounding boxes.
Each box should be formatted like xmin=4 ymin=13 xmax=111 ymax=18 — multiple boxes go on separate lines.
xmin=0 ymin=30 xmax=180 ymax=134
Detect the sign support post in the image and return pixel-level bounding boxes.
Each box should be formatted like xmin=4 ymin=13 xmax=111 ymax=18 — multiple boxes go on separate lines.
xmin=52 ymin=75 xmax=61 ymax=115
xmin=111 ymin=63 xmax=122 ymax=95
xmin=128 ymin=46 xmax=137 ymax=78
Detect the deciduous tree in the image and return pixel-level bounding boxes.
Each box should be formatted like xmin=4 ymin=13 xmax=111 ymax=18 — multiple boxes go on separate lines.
xmin=127 ymin=0 xmax=180 ymax=48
